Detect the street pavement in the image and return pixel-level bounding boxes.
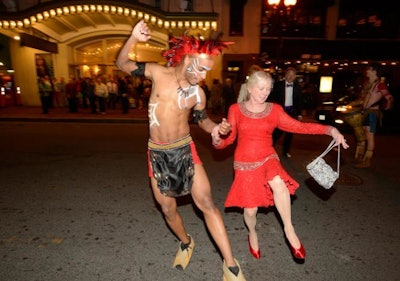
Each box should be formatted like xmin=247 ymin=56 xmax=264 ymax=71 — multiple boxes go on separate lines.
xmin=0 ymin=106 xmax=150 ymax=124
xmin=0 ymin=106 xmax=399 ymax=281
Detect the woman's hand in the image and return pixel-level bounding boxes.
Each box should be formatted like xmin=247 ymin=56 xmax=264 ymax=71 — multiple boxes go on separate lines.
xmin=218 ymin=118 xmax=232 ymax=135
xmin=211 ymin=118 xmax=231 ymax=146
xmin=330 ymin=127 xmax=350 ymax=149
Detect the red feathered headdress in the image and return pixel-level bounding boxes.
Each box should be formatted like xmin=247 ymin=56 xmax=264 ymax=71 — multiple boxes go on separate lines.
xmin=162 ymin=36 xmax=232 ymax=67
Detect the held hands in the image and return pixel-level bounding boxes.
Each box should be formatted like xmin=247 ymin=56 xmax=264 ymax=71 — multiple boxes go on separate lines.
xmin=211 ymin=118 xmax=231 ymax=146
xmin=331 ymin=127 xmax=350 ymax=149
xmin=132 ymin=19 xmax=151 ymax=42
xmin=219 ymin=118 xmax=232 ymax=135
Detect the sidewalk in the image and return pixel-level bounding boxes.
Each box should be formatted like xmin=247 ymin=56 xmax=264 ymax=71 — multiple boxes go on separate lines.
xmin=0 ymin=105 xmax=149 ymax=123
xmin=0 ymin=105 xmax=226 ymax=123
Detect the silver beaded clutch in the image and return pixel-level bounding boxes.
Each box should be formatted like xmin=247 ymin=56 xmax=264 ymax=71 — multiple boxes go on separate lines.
xmin=306 ymin=139 xmax=340 ymax=189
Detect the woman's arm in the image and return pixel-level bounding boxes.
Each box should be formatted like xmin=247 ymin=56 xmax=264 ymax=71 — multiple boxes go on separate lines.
xmin=212 ymin=106 xmax=238 ymax=149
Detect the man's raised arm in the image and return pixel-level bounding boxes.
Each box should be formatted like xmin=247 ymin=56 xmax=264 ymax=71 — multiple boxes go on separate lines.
xmin=116 ymin=20 xmax=151 ymax=75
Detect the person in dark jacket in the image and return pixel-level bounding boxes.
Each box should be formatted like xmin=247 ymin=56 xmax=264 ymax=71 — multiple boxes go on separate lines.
xmin=119 ymin=76 xmax=130 ymax=114
xmin=267 ymin=67 xmax=302 ymax=158
xmin=65 ymin=77 xmax=79 ymax=113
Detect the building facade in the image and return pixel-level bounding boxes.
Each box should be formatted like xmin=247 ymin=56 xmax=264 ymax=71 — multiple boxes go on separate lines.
xmin=0 ymin=0 xmax=399 ymax=106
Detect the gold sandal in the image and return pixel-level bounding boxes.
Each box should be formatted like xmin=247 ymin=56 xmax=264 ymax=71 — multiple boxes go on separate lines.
xmin=172 ymin=234 xmax=195 ymax=270
xmin=223 ymin=258 xmax=246 ymax=281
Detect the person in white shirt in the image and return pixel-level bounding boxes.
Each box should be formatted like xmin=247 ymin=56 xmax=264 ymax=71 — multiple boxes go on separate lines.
xmin=94 ymin=77 xmax=108 ymax=114
xmin=106 ymin=77 xmax=119 ymax=110
xmin=267 ymin=67 xmax=303 ymax=158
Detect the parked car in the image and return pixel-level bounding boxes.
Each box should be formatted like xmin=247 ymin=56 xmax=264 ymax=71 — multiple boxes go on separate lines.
xmin=314 ymin=95 xmax=360 ymax=131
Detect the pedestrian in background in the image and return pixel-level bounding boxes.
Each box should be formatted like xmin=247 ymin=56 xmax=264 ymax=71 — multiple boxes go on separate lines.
xmin=87 ymin=78 xmax=97 ymax=114
xmin=353 ymin=63 xmax=394 ymax=168
xmin=65 ymin=77 xmax=79 ymax=113
xmin=222 ymin=77 xmax=236 ymax=115
xmin=58 ymin=77 xmax=67 ymax=107
xmin=107 ymin=77 xmax=119 ymax=110
xmin=94 ymin=77 xmax=108 ymax=114
xmin=210 ymin=78 xmax=223 ymax=114
xmin=119 ymin=76 xmax=130 ymax=114
xmin=268 ymin=67 xmax=303 ymax=158
xmin=79 ymin=77 xmax=89 ymax=109
xmin=38 ymin=76 xmax=52 ymax=114
xmin=52 ymin=77 xmax=62 ymax=107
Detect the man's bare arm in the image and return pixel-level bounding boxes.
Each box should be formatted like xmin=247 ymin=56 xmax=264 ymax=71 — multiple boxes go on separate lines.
xmin=116 ymin=20 xmax=151 ymax=75
xmin=198 ymin=116 xmax=218 ymax=133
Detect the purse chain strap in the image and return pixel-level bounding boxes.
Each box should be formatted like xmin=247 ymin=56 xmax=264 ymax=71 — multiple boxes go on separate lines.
xmin=317 ymin=139 xmax=340 ymax=175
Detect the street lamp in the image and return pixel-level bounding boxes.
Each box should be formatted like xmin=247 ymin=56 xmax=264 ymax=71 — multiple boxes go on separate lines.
xmin=264 ymin=0 xmax=298 ymax=62
xmin=264 ymin=0 xmax=298 ymax=35
xmin=267 ymin=0 xmax=297 ymax=15
xmin=268 ymin=0 xmax=297 ymax=6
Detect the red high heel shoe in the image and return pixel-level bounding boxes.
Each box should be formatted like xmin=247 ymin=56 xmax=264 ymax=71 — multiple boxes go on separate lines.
xmin=289 ymin=242 xmax=306 ymax=259
xmin=248 ymin=236 xmax=261 ymax=259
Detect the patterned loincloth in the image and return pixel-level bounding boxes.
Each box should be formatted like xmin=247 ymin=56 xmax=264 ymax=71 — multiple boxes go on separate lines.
xmin=148 ymin=135 xmax=195 ymax=197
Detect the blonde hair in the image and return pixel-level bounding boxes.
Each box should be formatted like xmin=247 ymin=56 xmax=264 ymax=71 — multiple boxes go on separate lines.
xmin=237 ymin=65 xmax=265 ymax=103
xmin=246 ymin=71 xmax=273 ymax=90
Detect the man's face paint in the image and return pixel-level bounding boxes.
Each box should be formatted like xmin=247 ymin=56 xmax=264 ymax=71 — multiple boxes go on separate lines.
xmin=186 ymin=55 xmax=213 ymax=85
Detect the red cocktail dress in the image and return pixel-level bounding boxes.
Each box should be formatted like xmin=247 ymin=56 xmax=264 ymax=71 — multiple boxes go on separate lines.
xmin=214 ymin=102 xmax=332 ymax=208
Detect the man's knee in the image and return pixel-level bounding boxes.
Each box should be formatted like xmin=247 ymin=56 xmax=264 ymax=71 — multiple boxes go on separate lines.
xmin=160 ymin=203 xmax=178 ymax=219
xmin=195 ymin=195 xmax=216 ymax=212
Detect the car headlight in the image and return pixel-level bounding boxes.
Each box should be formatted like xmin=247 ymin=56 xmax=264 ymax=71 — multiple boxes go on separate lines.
xmin=336 ymin=105 xmax=353 ymax=112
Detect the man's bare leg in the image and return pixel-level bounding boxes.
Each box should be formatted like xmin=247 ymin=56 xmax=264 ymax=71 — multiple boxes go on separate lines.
xmin=150 ymin=178 xmax=190 ymax=243
xmin=151 ymin=178 xmax=195 ymax=270
xmin=190 ymin=164 xmax=236 ymax=267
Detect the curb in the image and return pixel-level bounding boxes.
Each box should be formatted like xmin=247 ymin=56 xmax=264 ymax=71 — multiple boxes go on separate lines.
xmin=0 ymin=117 xmax=148 ymax=124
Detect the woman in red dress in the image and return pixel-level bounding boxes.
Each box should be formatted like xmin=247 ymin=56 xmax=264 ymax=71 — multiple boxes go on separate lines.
xmin=212 ymin=71 xmax=349 ymax=261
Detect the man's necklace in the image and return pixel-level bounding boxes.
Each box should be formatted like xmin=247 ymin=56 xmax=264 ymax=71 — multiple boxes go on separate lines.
xmin=176 ymin=73 xmax=191 ymax=98
xmin=178 ymin=85 xmax=192 ymax=98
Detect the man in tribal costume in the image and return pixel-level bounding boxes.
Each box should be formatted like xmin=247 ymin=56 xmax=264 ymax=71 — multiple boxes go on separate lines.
xmin=116 ymin=20 xmax=246 ymax=281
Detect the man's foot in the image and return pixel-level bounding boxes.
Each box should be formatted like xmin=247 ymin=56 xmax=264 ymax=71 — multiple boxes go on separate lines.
xmin=172 ymin=235 xmax=195 ymax=270
xmin=223 ymin=259 xmax=246 ymax=281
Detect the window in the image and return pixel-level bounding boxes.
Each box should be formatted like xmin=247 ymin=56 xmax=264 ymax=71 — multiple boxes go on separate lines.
xmin=229 ymin=0 xmax=245 ymax=36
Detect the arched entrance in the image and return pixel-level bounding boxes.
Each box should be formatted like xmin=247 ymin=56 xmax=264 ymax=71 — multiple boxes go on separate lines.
xmin=0 ymin=1 xmax=218 ymax=106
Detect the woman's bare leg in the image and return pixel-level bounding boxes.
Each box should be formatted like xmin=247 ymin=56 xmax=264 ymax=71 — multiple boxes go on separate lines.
xmin=244 ymin=207 xmax=259 ymax=250
xmin=268 ymin=175 xmax=300 ymax=249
